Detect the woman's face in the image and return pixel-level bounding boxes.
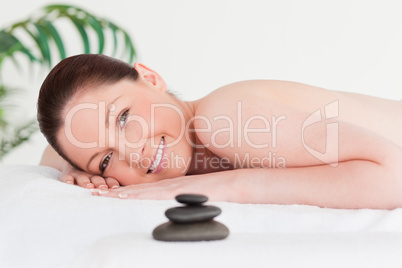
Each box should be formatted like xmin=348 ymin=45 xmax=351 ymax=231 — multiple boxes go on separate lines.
xmin=57 ymin=64 xmax=195 ymax=185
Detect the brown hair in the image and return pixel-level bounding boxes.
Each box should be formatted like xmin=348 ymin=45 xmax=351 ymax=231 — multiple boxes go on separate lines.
xmin=37 ymin=54 xmax=139 ymax=170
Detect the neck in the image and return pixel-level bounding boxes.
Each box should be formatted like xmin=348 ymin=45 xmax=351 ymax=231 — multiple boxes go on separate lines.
xmin=170 ymin=97 xmax=210 ymax=174
xmin=175 ymin=98 xmax=232 ymax=175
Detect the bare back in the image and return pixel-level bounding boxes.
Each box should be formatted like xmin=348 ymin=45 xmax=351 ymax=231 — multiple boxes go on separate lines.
xmin=260 ymin=80 xmax=402 ymax=148
xmin=190 ymin=80 xmax=402 ymax=174
xmin=195 ymin=80 xmax=402 ymax=149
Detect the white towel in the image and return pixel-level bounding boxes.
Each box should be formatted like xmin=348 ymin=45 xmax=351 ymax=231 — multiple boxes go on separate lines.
xmin=1 ymin=165 xmax=402 ymax=268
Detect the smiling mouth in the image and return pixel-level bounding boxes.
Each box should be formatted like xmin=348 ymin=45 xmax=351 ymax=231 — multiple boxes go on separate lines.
xmin=147 ymin=136 xmax=166 ymax=174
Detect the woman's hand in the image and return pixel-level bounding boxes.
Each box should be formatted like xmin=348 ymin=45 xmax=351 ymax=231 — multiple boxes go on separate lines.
xmin=90 ymin=158 xmax=402 ymax=208
xmin=90 ymin=172 xmax=237 ymax=202
xmin=60 ymin=163 xmax=120 ymax=190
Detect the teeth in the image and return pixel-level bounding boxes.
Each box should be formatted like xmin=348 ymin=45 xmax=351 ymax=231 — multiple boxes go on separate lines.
xmin=149 ymin=137 xmax=165 ymax=171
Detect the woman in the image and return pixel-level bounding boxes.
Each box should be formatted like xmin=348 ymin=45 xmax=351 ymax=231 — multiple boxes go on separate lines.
xmin=38 ymin=54 xmax=402 ymax=209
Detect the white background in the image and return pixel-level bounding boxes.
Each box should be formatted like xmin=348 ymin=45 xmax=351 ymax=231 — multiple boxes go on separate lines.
xmin=1 ymin=0 xmax=402 ymax=165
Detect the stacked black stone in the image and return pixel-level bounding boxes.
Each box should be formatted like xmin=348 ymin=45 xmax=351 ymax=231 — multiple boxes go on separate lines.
xmin=152 ymin=194 xmax=230 ymax=242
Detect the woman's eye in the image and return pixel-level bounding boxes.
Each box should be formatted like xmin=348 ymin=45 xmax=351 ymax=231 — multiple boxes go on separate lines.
xmin=100 ymin=153 xmax=112 ymax=173
xmin=118 ymin=110 xmax=129 ymax=128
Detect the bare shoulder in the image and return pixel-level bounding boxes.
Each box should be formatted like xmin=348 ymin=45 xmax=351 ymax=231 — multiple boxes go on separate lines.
xmin=192 ymin=80 xmax=321 ymax=162
xmin=195 ymin=80 xmax=281 ymax=114
xmin=194 ymin=80 xmax=338 ymax=127
xmin=195 ymin=79 xmax=339 ymax=113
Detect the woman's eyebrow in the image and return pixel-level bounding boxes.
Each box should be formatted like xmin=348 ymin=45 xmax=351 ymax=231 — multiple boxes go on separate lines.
xmin=105 ymin=96 xmax=122 ymax=127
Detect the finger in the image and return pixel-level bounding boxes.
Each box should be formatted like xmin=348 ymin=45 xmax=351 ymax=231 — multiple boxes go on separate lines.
xmin=105 ymin=177 xmax=120 ymax=189
xmin=90 ymin=189 xmax=100 ymax=196
xmin=97 ymin=189 xmax=129 ymax=199
xmin=90 ymin=188 xmax=119 ymax=196
xmin=60 ymin=174 xmax=75 ymax=185
xmin=90 ymin=176 xmax=108 ymax=189
xmin=98 ymin=189 xmax=159 ymax=200
xmin=76 ymin=175 xmax=94 ymax=189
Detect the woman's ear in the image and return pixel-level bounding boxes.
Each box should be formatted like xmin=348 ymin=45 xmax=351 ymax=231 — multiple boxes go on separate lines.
xmin=134 ymin=63 xmax=167 ymax=93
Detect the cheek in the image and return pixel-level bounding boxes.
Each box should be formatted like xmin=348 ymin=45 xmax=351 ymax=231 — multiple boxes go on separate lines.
xmin=124 ymin=118 xmax=149 ymax=143
xmin=152 ymin=105 xmax=186 ymax=138
xmin=129 ymin=101 xmax=186 ymax=140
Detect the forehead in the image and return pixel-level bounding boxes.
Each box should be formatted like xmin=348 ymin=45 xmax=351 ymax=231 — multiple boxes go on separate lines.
xmin=61 ymin=79 xmax=139 ymax=118
xmin=71 ymin=80 xmax=128 ymax=103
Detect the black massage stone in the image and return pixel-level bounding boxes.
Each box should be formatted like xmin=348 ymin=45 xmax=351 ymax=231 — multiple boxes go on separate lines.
xmin=165 ymin=205 xmax=221 ymax=223
xmin=175 ymin=194 xmax=208 ymax=205
xmin=152 ymin=194 xmax=229 ymax=242
xmin=153 ymin=220 xmax=229 ymax=242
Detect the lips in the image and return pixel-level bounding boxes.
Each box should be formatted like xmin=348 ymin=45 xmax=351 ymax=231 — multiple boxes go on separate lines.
xmin=147 ymin=136 xmax=167 ymax=174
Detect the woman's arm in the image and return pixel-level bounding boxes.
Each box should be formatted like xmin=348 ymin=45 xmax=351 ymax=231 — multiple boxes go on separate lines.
xmin=93 ymin=157 xmax=402 ymax=209
xmin=40 ymin=145 xmax=120 ymax=189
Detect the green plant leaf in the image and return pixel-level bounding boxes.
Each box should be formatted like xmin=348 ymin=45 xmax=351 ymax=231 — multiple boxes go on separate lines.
xmin=123 ymin=32 xmax=136 ymax=64
xmin=40 ymin=20 xmax=66 ymax=59
xmin=69 ymin=16 xmax=90 ymax=54
xmin=0 ymin=84 xmax=6 ymax=128
xmin=0 ymin=30 xmax=19 ymax=54
xmin=0 ymin=30 xmax=19 ymax=67
xmin=44 ymin=4 xmax=71 ymax=14
xmin=0 ymin=83 xmax=12 ymax=129
xmin=0 ymin=119 xmax=38 ymax=160
xmin=32 ymin=22 xmax=52 ymax=66
xmin=0 ymin=4 xmax=138 ymax=159
xmin=87 ymin=15 xmax=105 ymax=54
xmin=0 ymin=30 xmax=37 ymax=67
xmin=108 ymin=22 xmax=119 ymax=57
xmin=21 ymin=25 xmax=44 ymax=64
xmin=8 ymin=54 xmax=22 ymax=72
